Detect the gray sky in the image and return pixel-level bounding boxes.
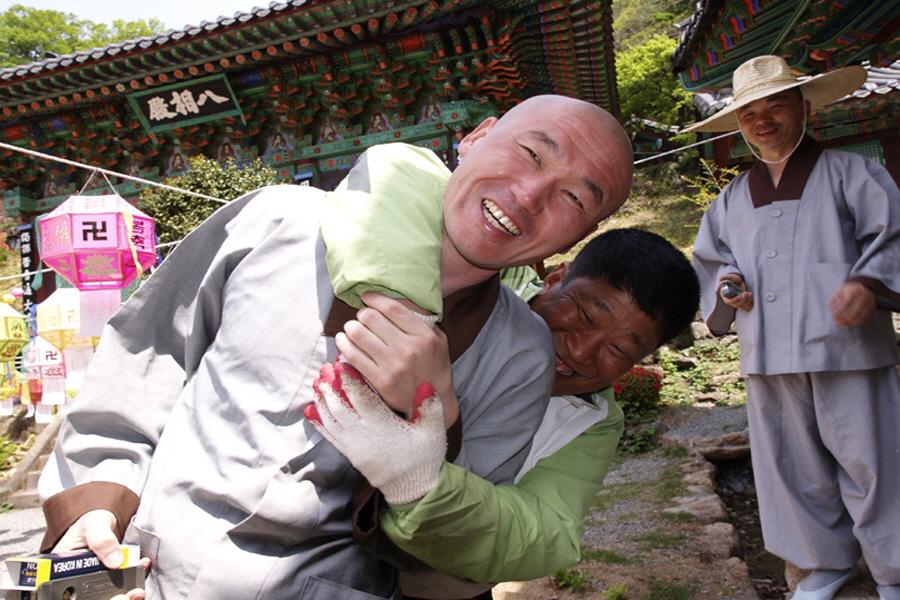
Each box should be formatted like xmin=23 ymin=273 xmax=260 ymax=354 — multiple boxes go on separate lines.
xmin=0 ymin=0 xmax=263 ymax=31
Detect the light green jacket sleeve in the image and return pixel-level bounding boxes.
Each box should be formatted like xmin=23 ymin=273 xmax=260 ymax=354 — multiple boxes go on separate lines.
xmin=318 ymin=143 xmax=449 ymax=318
xmin=380 ymin=399 xmax=624 ymax=584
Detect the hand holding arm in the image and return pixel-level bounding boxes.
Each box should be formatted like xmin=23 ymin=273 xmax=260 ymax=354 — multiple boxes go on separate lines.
xmin=304 ymin=361 xmax=447 ymax=505
xmin=336 ymin=292 xmax=459 ymax=425
xmin=828 ymin=280 xmax=876 ymax=328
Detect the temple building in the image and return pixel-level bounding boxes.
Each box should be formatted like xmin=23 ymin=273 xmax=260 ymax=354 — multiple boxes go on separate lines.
xmin=0 ymin=0 xmax=617 ymax=213
xmin=0 ymin=0 xmax=618 ymax=307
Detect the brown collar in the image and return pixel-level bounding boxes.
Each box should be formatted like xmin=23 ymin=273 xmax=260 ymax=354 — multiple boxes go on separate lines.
xmin=748 ymin=136 xmax=823 ymax=208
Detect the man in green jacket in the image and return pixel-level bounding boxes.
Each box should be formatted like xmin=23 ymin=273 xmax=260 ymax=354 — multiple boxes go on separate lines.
xmin=309 ymin=228 xmax=700 ymax=598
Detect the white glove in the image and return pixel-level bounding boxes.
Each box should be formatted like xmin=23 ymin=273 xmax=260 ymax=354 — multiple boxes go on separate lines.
xmin=304 ymin=361 xmax=447 ymax=505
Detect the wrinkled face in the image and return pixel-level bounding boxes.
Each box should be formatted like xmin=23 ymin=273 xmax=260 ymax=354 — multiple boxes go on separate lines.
xmin=737 ymin=90 xmax=808 ymax=162
xmin=442 ymin=97 xmax=633 ymax=271
xmin=530 ymin=267 xmax=660 ymax=396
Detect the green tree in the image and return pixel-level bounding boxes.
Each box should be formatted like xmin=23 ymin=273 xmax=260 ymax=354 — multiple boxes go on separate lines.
xmin=613 ymin=0 xmax=693 ymax=50
xmin=140 ymin=156 xmax=286 ymax=250
xmin=616 ymin=34 xmax=694 ymax=128
xmin=0 ymin=4 xmax=164 ymax=68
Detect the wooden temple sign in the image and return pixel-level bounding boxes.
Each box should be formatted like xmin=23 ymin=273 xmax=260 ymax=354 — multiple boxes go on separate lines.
xmin=126 ymin=74 xmax=243 ymax=134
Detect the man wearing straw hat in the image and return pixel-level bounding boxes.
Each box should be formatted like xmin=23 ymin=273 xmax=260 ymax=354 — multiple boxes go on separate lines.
xmin=688 ymin=55 xmax=900 ymax=600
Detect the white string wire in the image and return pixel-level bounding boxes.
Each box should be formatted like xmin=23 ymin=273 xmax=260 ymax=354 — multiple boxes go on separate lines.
xmin=633 ymin=129 xmax=739 ymax=165
xmin=0 ymin=141 xmax=228 ymax=204
xmin=0 ymin=130 xmax=735 ymax=286
xmin=0 ymin=141 xmax=228 ymax=287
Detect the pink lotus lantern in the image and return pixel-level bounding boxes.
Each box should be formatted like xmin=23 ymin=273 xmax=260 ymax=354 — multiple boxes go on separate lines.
xmin=39 ymin=193 xmax=156 ymax=335
xmin=40 ymin=194 xmax=156 ymax=290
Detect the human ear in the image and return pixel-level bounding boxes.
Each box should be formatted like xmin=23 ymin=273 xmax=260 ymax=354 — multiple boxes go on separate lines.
xmin=457 ymin=117 xmax=498 ymax=157
xmin=542 ymin=261 xmax=571 ymax=291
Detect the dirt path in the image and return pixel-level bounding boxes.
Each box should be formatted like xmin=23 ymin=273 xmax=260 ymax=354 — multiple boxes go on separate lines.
xmin=493 ymin=437 xmax=759 ymax=600
xmin=489 ymin=403 xmax=884 ymax=600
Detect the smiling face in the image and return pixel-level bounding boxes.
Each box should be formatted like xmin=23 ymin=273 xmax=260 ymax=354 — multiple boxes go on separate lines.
xmin=441 ymin=96 xmax=633 ymax=274
xmin=530 ymin=264 xmax=660 ymax=396
xmin=736 ymin=89 xmax=809 ymax=162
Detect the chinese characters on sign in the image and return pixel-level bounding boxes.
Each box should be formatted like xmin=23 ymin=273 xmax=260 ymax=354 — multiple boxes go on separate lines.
xmin=146 ymin=89 xmax=231 ymax=121
xmin=128 ymin=75 xmax=243 ymax=134
xmin=18 ymin=224 xmax=36 ymax=322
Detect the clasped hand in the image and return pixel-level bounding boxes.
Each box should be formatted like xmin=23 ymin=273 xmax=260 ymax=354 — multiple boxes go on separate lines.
xmin=335 ymin=292 xmax=459 ymax=425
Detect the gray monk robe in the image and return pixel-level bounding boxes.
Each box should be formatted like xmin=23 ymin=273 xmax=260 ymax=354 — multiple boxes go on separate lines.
xmin=38 ymin=185 xmax=555 ymax=600
xmin=693 ymin=137 xmax=900 ymax=584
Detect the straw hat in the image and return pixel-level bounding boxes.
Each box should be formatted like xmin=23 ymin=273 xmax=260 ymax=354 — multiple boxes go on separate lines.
xmin=682 ymin=55 xmax=867 ymax=132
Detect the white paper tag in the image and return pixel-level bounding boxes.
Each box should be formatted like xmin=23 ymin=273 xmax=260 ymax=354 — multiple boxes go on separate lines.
xmin=79 ymin=289 xmax=122 ymax=336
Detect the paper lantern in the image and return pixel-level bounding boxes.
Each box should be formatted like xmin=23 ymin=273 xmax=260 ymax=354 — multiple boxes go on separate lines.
xmin=39 ymin=194 xmax=156 ymax=291
xmin=24 ymin=336 xmax=66 ymax=406
xmin=36 ymin=288 xmax=99 ymax=351
xmin=0 ymin=303 xmax=28 ymax=362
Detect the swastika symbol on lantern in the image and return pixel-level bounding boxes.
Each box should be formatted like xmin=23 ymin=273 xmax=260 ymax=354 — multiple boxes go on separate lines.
xmin=81 ymin=221 xmax=109 ymax=241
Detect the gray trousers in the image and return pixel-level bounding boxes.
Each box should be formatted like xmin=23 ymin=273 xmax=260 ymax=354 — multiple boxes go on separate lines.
xmin=746 ymin=366 xmax=900 ymax=586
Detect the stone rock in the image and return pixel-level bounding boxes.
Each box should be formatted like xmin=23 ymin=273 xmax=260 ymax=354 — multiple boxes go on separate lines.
xmin=695 ymin=444 xmax=751 ymax=461
xmin=680 ymin=459 xmax=717 ymax=475
xmin=683 ymin=470 xmax=717 ymax=488
xmin=672 ymin=356 xmax=699 ymax=370
xmin=694 ymin=391 xmax=731 ymax=404
xmin=685 ymin=484 xmax=716 ymax=495
xmin=691 ymin=432 xmax=751 ymax=461
xmin=691 ymin=321 xmax=712 ymax=340
xmin=722 ymin=431 xmax=749 ymax=445
xmin=0 ymin=404 xmax=31 ymax=441
xmin=649 ymin=420 xmax=669 ymax=444
xmin=693 ymin=522 xmax=741 ymax=559
xmin=710 ymin=372 xmax=742 ymax=387
xmin=784 ymin=562 xmax=808 ymax=592
xmin=663 ymin=494 xmax=728 ymax=522
xmin=641 ymin=364 xmax=665 ymax=379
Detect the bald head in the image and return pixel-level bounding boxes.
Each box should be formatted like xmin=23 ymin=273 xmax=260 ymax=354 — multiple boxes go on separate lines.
xmin=494 ymin=95 xmax=634 ymax=217
xmin=441 ymin=94 xmax=635 ymax=276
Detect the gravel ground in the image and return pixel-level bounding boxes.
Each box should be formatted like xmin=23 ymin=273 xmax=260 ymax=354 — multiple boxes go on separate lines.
xmin=583 ymin=404 xmax=750 ymax=561
xmin=0 ymin=506 xmax=47 ymax=595
xmin=657 ymin=403 xmax=749 ymax=445
xmin=581 ymin=453 xmax=668 ymax=553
